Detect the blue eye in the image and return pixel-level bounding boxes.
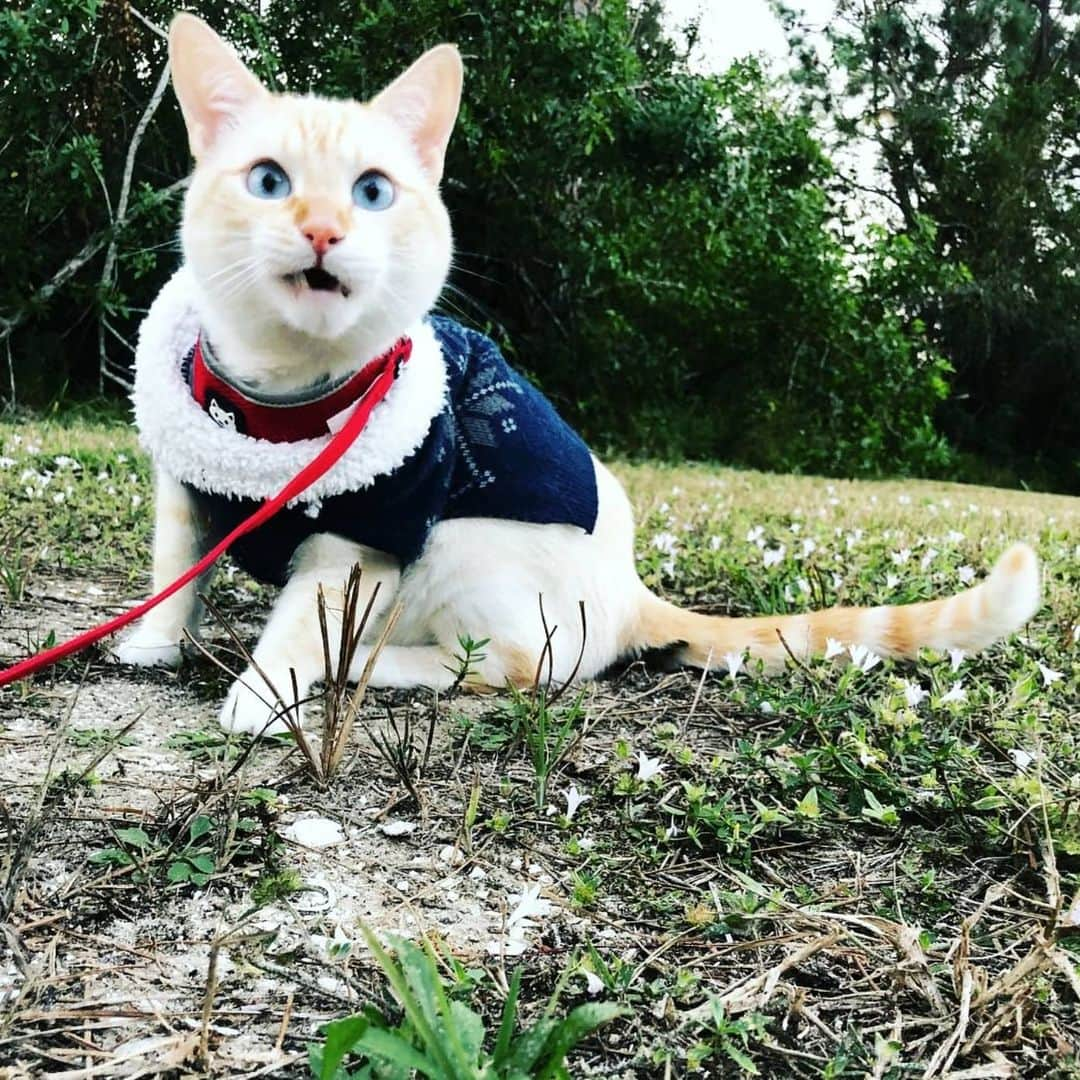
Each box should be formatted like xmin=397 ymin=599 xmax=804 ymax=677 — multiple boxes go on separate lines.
xmin=353 ymin=171 xmax=394 ymax=211
xmin=246 ymin=161 xmax=291 ymax=200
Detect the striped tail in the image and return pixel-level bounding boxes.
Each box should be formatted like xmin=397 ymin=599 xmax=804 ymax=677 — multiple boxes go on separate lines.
xmin=634 ymin=543 xmax=1041 ymax=671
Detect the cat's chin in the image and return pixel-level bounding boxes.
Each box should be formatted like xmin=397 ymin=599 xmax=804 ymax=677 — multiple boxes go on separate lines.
xmin=273 ymin=275 xmax=364 ymax=340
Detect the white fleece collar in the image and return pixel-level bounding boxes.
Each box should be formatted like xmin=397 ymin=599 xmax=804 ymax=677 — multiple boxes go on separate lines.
xmin=132 ymin=267 xmax=448 ymax=504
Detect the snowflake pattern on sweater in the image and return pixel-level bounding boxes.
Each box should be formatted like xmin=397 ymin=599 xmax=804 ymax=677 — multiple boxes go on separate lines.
xmin=186 ymin=316 xmax=598 ymax=585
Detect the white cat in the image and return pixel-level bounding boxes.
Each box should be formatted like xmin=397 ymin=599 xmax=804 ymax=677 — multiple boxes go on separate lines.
xmin=114 ymin=14 xmax=1041 ymax=735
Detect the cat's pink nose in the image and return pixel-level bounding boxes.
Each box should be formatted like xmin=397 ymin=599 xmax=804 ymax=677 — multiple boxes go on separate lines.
xmin=302 ymin=223 xmax=343 ymax=258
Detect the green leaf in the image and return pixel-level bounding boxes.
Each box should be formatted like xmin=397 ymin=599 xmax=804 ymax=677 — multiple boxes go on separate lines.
xmin=795 ymin=787 xmax=820 ymax=818
xmin=493 ymin=967 xmax=523 ymax=1066
xmin=189 ymin=815 xmax=213 ymax=842
xmin=189 ymin=853 xmax=215 ymax=874
xmin=318 ymin=1015 xmax=370 ymax=1080
xmin=351 ymin=1029 xmax=440 ymax=1077
xmin=115 ymin=827 xmax=151 ymax=848
xmin=722 ymin=1037 xmax=759 ymax=1075
xmin=166 ymin=861 xmax=191 ymax=883
xmin=534 ymin=1003 xmax=626 ymax=1079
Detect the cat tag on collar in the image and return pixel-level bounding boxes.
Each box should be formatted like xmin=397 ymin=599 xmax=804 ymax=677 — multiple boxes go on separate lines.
xmin=206 ymin=391 xmax=245 ymax=434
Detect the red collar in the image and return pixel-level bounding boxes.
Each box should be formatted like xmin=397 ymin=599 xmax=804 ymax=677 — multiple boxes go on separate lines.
xmin=190 ymin=334 xmax=412 ymax=443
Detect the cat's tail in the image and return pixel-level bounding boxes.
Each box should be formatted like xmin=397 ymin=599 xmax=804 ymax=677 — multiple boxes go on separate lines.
xmin=632 ymin=543 xmax=1040 ymax=670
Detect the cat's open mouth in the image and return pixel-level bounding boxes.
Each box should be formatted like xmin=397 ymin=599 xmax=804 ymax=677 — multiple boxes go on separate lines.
xmin=283 ymin=267 xmax=351 ymax=298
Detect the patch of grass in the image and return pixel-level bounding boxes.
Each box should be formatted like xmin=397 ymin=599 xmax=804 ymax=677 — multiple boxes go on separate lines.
xmin=308 ymin=929 xmax=624 ymax=1080
xmin=1 ymin=419 xmax=1078 ymax=1076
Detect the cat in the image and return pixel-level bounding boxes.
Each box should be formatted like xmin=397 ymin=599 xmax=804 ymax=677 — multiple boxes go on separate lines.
xmin=114 ymin=13 xmax=1042 ymax=735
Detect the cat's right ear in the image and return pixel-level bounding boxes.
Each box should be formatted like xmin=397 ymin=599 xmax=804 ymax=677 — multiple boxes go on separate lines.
xmin=169 ymin=14 xmax=267 ymax=159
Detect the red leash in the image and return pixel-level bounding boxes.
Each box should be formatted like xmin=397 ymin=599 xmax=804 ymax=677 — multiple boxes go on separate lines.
xmin=0 ymin=339 xmax=410 ymax=689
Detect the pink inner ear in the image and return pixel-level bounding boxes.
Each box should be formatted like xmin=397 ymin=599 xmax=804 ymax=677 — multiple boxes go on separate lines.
xmin=373 ymin=46 xmax=462 ymax=182
xmin=170 ymin=16 xmax=267 ymax=158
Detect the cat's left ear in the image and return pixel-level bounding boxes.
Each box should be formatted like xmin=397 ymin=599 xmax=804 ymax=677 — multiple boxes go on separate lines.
xmin=371 ymin=45 xmax=463 ymax=183
xmin=169 ymin=14 xmax=269 ymax=159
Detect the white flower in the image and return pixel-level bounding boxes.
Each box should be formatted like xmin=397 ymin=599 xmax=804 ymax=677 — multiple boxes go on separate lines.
xmin=636 ymin=751 xmax=665 ymax=782
xmin=940 ymin=681 xmax=967 ymax=705
xmin=564 ymin=784 xmax=590 ymax=821
xmin=52 ymin=492 xmax=65 ymax=504
xmin=746 ymin=525 xmax=765 ymax=545
xmin=1038 ymin=663 xmax=1064 ymax=687
xmin=508 ymin=884 xmax=553 ymax=927
xmin=948 ymin=648 xmax=966 ymax=672
xmin=848 ymin=643 xmax=882 ymax=674
xmin=824 ymin=637 xmax=846 ymax=660
xmin=946 ymin=529 xmax=964 ymax=544
xmin=651 ymin=531 xmax=678 ymax=555
xmin=0 ymin=456 xmax=14 ymax=469
xmin=799 ymin=538 xmax=817 ymax=559
xmin=582 ymin=969 xmax=604 ymax=996
xmin=789 ymin=521 xmax=802 ymax=534
xmin=902 ymin=680 xmax=928 ymax=707
xmin=797 ymin=577 xmax=811 ymax=596
xmin=1073 ymin=624 xmax=1080 ymax=644
xmin=759 ymin=700 xmax=775 ymax=714
xmin=957 ymin=565 xmax=976 ymax=585
xmin=1008 ymin=748 xmax=1034 ymax=771
xmin=762 ymin=545 xmax=786 ymax=568
xmin=709 ymin=535 xmax=723 ymax=551
xmin=723 ymin=651 xmax=744 ymax=680
xmin=885 ymin=573 xmax=900 ymax=590
xmin=891 ymin=548 xmax=912 ymax=566
xmin=831 ymin=573 xmax=844 ymax=591
xmin=920 ymin=548 xmax=939 ymax=571
xmin=897 ymin=494 xmax=912 ymax=505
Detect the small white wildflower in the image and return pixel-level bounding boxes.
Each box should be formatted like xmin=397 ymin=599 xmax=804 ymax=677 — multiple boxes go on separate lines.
xmin=940 ymin=681 xmax=967 ymax=705
xmin=902 ymin=680 xmax=928 ymax=707
xmin=746 ymin=525 xmax=765 ymax=545
xmin=797 ymin=577 xmax=811 ymax=595
xmin=651 ymin=531 xmax=678 ymax=555
xmin=957 ymin=565 xmax=976 ymax=585
xmin=582 ymin=970 xmax=604 ymax=996
xmin=897 ymin=494 xmax=912 ymax=505
xmin=508 ymin=884 xmax=554 ymax=926
xmin=1038 ymin=663 xmax=1064 ymax=687
xmin=948 ymin=648 xmax=966 ymax=672
xmin=946 ymin=529 xmax=964 ymax=544
xmin=636 ymin=751 xmax=664 ymax=782
xmin=1073 ymin=624 xmax=1080 ymax=644
xmin=783 ymin=584 xmax=795 ymax=604
xmin=723 ymin=651 xmax=744 ymax=680
xmin=1008 ymin=748 xmax=1034 ymax=771
xmin=564 ymin=784 xmax=590 ymax=821
xmin=53 ymin=455 xmax=78 ymax=469
xmin=52 ymin=492 xmax=65 ymax=504
xmin=759 ymin=700 xmax=775 ymax=714
xmin=660 ymin=557 xmax=676 ymax=577
xmin=763 ymin=545 xmax=786 ymax=568
xmin=824 ymin=637 xmax=845 ymax=660
xmin=709 ymin=535 xmax=723 ymax=551
xmin=799 ymin=538 xmax=817 ymax=559
xmin=848 ymin=643 xmax=882 ymax=674
xmin=891 ymin=548 xmax=912 ymax=566
xmin=116 ymin=453 xmax=128 ymax=463
xmin=831 ymin=573 xmax=844 ymax=591
xmin=920 ymin=548 xmax=939 ymax=570
xmin=131 ymin=494 xmax=142 ymax=509
xmin=886 ymin=573 xmax=900 ymax=590
xmin=789 ymin=521 xmax=802 ymax=534
xmin=0 ymin=456 xmax=14 ymax=469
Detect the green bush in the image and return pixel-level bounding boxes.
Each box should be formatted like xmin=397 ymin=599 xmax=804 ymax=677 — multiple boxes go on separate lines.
xmin=0 ymin=0 xmax=954 ymax=478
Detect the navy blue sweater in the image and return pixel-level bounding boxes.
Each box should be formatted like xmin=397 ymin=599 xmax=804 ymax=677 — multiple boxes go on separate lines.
xmin=187 ymin=317 xmax=598 ymax=586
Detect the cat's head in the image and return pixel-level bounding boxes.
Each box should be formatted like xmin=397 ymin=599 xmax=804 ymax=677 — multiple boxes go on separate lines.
xmin=169 ymin=14 xmax=461 ymax=350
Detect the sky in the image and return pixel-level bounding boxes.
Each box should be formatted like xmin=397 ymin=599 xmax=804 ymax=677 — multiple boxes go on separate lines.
xmin=660 ymin=0 xmax=837 ymax=73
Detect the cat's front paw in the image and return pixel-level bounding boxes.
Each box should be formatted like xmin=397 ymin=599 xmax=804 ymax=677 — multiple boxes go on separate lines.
xmin=111 ymin=627 xmax=183 ymax=669
xmin=219 ymin=669 xmax=303 ymax=737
